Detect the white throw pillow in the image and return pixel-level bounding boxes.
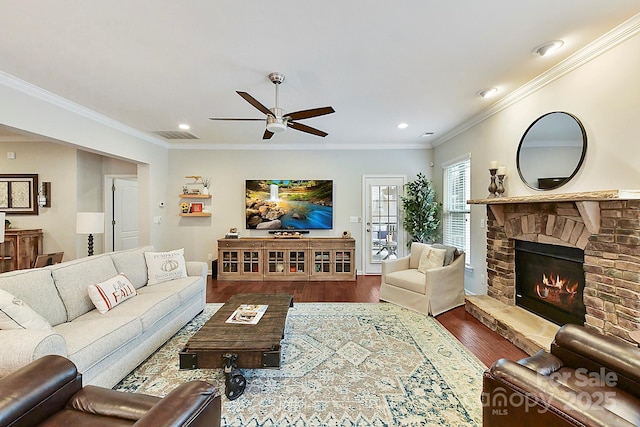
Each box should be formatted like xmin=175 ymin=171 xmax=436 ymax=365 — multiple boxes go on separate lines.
xmin=88 ymin=273 xmax=137 ymax=314
xmin=144 ymin=248 xmax=188 ymax=285
xmin=417 ymin=247 xmax=447 ymax=274
xmin=0 ymin=289 xmax=53 ymax=330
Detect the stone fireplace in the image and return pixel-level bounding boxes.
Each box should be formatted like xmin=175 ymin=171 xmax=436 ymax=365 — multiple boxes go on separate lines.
xmin=466 ymin=190 xmax=640 ymax=354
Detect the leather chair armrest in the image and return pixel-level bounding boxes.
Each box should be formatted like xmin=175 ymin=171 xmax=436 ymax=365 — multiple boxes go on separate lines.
xmin=0 ymin=355 xmax=82 ymax=427
xmin=552 ymin=324 xmax=640 ymax=391
xmin=133 ymin=381 xmax=221 ymax=427
xmin=66 ymin=385 xmax=160 ymax=421
xmin=484 ymin=359 xmax=635 ymax=427
xmin=517 ymin=350 xmax=564 ymax=376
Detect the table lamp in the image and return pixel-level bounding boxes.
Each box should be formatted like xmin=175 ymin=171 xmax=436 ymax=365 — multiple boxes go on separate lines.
xmin=77 ymin=212 xmax=104 ymax=256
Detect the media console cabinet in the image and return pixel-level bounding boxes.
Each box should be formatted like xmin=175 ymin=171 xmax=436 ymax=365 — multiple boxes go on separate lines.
xmin=217 ymin=237 xmax=356 ymax=281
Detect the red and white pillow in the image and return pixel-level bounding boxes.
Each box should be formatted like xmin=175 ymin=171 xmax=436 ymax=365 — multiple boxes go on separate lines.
xmin=88 ymin=273 xmax=137 ymax=314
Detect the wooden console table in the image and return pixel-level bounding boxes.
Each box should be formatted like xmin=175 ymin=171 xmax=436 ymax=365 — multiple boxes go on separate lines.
xmin=217 ymin=237 xmax=356 ymax=281
xmin=0 ymin=228 xmax=43 ymax=272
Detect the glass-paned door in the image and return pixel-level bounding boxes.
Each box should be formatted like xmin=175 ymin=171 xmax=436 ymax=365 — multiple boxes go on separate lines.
xmin=363 ymin=176 xmax=406 ymax=274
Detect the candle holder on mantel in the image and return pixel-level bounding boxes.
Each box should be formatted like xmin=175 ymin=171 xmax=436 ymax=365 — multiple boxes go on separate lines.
xmin=497 ymin=174 xmax=506 ymax=197
xmin=488 ymin=168 xmax=498 ymax=198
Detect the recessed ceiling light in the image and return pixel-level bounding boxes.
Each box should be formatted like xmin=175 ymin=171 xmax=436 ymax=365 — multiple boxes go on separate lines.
xmin=178 ymin=123 xmax=191 ymax=130
xmin=421 ymin=132 xmax=434 ymax=137
xmin=532 ymin=40 xmax=564 ymax=57
xmin=476 ymin=88 xmax=498 ymax=98
xmin=397 ymin=123 xmax=409 ymax=129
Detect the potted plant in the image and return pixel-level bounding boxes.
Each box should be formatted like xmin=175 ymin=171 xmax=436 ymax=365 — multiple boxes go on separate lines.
xmin=401 ymin=173 xmax=441 ymax=246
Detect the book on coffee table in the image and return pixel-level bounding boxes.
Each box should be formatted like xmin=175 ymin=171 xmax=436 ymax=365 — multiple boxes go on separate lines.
xmin=226 ymin=304 xmax=268 ymax=325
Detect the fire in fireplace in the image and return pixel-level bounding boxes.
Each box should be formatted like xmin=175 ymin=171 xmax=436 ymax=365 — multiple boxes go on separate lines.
xmin=515 ymin=240 xmax=585 ymax=326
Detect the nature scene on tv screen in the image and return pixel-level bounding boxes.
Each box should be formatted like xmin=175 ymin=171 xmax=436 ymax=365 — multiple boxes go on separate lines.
xmin=245 ymin=180 xmax=333 ymax=230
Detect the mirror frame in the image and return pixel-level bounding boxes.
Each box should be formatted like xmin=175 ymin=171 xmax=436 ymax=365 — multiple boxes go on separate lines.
xmin=516 ymin=111 xmax=587 ymax=191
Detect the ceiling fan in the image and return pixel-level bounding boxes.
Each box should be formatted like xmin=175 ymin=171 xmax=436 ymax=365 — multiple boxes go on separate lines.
xmin=209 ymin=72 xmax=335 ymax=140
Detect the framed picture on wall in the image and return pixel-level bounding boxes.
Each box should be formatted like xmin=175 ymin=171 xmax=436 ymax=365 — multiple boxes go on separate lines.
xmin=0 ymin=174 xmax=39 ymax=215
xmin=190 ymin=202 xmax=203 ymax=213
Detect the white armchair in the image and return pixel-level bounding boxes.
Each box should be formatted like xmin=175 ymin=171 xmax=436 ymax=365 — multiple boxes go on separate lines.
xmin=380 ymin=242 xmax=465 ymax=316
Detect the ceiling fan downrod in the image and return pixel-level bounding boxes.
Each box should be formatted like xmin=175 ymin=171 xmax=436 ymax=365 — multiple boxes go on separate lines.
xmin=267 ymin=72 xmax=287 ymax=132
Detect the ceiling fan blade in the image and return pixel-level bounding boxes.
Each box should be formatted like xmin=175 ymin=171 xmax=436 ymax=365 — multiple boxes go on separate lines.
xmin=288 ymin=121 xmax=328 ymax=137
xmin=209 ymin=118 xmax=265 ymax=121
xmin=263 ymin=130 xmax=274 ymax=140
xmin=286 ymin=106 xmax=335 ymax=121
xmin=236 ymin=91 xmax=273 ymax=116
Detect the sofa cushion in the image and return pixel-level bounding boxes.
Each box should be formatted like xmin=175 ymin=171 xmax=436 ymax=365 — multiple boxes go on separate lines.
xmin=0 ymin=268 xmax=67 ymax=326
xmin=418 ymin=246 xmax=447 ymax=273
xmin=100 ymin=291 xmax=180 ymax=331
xmin=54 ymin=313 xmax=142 ymax=373
xmin=144 ymin=249 xmax=187 ymax=285
xmin=384 ymin=269 xmax=426 ymax=294
xmin=432 ymin=244 xmax=459 ymax=266
xmin=0 ymin=289 xmax=52 ymax=330
xmin=88 ymin=274 xmax=138 ymax=314
xmin=409 ymin=242 xmax=430 ymax=269
xmin=137 ymin=276 xmax=203 ymax=304
xmin=51 ymin=255 xmax=119 ymax=321
xmin=110 ymin=246 xmax=153 ymax=289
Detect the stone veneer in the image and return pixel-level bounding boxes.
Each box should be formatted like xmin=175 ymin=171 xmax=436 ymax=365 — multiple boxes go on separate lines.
xmin=468 ymin=190 xmax=640 ymax=346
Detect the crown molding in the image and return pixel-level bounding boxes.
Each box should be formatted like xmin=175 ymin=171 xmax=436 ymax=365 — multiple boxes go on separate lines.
xmin=169 ymin=141 xmax=432 ymax=151
xmin=0 ymin=71 xmax=169 ymax=149
xmin=431 ymin=13 xmax=640 ymax=148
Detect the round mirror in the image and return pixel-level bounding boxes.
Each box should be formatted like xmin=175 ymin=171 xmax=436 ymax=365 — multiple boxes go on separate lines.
xmin=516 ymin=112 xmax=587 ymax=190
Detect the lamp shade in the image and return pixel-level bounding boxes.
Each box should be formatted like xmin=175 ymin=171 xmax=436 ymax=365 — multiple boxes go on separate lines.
xmin=76 ymin=212 xmax=105 ymax=234
xmin=0 ymin=212 xmax=5 ymax=243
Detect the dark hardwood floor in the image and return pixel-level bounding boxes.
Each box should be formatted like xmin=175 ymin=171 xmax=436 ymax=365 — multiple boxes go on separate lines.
xmin=207 ymin=275 xmax=527 ymax=367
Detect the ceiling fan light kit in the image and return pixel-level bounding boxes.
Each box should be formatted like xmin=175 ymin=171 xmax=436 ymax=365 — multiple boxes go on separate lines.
xmin=210 ymin=72 xmax=335 ymax=140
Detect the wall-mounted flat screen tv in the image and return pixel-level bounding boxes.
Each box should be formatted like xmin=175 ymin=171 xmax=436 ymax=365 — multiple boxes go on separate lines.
xmin=245 ymin=180 xmax=333 ymax=230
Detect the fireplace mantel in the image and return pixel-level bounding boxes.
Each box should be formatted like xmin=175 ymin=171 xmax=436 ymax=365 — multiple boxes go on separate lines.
xmin=468 ymin=189 xmax=640 ymax=205
xmin=468 ymin=190 xmax=640 ymax=233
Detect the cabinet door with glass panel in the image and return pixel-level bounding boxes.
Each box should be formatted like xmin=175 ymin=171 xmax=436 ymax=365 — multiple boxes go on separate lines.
xmin=217 ymin=239 xmax=263 ymax=280
xmin=310 ymin=238 xmax=355 ymax=281
xmin=263 ymin=240 xmax=308 ymax=280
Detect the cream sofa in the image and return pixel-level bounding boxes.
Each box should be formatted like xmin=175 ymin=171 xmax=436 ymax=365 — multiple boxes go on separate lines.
xmin=380 ymin=242 xmax=465 ymax=315
xmin=0 ymin=246 xmax=207 ymax=388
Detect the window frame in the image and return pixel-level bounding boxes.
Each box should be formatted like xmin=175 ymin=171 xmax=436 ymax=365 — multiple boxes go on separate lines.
xmin=442 ymin=154 xmax=471 ymax=266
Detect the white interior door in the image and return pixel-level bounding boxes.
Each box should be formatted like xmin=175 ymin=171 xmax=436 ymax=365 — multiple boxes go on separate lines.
xmin=106 ymin=177 xmax=139 ymax=251
xmin=362 ymin=175 xmax=406 ymax=274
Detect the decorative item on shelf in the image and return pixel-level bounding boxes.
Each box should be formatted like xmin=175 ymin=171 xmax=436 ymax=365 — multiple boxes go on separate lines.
xmin=342 ymin=230 xmax=351 ymax=238
xmin=496 ymin=166 xmax=506 ymax=197
xmin=226 ymin=227 xmax=240 ymax=239
xmin=202 ymin=177 xmax=211 ymax=196
xmin=273 ymin=231 xmax=303 ymax=239
xmin=76 ymin=212 xmax=105 ymax=256
xmin=183 ymin=175 xmax=202 ymax=195
xmin=190 ymin=202 xmax=203 ymax=213
xmin=488 ymin=161 xmax=498 ymax=198
xmin=180 ymin=202 xmax=190 ymax=213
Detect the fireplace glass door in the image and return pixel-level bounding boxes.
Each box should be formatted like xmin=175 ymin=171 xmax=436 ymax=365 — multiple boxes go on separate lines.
xmin=515 ymin=240 xmax=585 ymax=326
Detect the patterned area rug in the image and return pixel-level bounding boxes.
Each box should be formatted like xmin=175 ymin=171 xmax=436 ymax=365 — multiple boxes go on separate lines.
xmin=115 ymin=303 xmax=486 ymax=426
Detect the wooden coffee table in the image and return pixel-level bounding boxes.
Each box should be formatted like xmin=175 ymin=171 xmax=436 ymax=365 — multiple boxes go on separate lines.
xmin=179 ymin=293 xmax=293 ymax=370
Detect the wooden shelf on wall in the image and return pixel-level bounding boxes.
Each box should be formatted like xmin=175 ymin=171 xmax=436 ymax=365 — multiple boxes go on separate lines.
xmin=179 ymin=212 xmax=211 ymax=217
xmin=179 ymin=194 xmax=211 ymax=199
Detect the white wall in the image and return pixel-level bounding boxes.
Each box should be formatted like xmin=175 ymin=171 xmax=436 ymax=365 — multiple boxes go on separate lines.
xmin=168 ymin=148 xmax=433 ymax=271
xmin=433 ymin=30 xmax=640 ymax=295
xmin=0 ymin=75 xmax=171 ymax=253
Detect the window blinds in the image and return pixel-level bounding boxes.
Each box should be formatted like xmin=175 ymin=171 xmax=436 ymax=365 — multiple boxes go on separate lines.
xmin=443 ymin=156 xmax=471 ymax=257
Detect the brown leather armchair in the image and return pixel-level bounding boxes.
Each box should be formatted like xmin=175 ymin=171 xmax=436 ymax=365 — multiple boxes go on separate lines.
xmin=0 ymin=355 xmax=221 ymax=427
xmin=482 ymin=324 xmax=640 ymax=427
